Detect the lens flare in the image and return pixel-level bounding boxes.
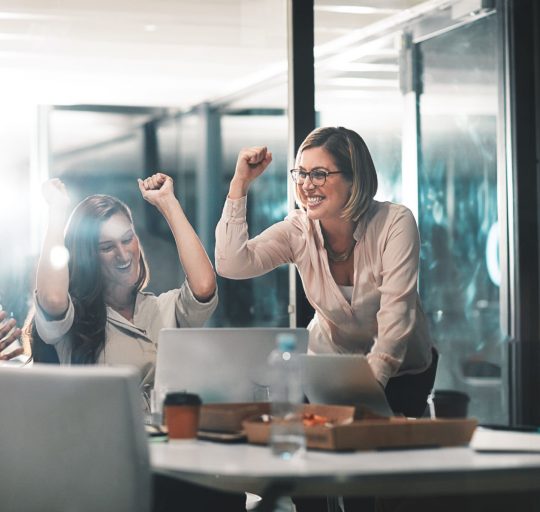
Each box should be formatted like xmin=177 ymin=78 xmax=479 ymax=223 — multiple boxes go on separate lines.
xmin=49 ymin=245 xmax=69 ymax=270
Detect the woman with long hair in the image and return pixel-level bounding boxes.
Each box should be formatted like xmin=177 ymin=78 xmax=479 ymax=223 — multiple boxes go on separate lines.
xmin=31 ymin=173 xmax=217 ymax=391
xmin=30 ymin=173 xmax=246 ymax=512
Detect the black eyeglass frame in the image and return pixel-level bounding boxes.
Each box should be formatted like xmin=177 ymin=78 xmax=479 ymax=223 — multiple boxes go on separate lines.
xmin=289 ymin=168 xmax=343 ymax=186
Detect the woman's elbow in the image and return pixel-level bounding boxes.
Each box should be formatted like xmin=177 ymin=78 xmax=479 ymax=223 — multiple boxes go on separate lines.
xmin=36 ymin=292 xmax=69 ymax=318
xmin=215 ymin=261 xmax=240 ymax=279
xmin=215 ymin=259 xmax=230 ymax=278
xmin=192 ymin=276 xmax=217 ymax=302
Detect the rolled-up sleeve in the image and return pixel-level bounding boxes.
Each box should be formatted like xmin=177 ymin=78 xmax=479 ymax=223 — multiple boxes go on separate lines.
xmin=174 ymin=280 xmax=218 ymax=327
xmin=215 ymin=196 xmax=294 ymax=279
xmin=34 ymin=291 xmax=75 ymax=344
xmin=368 ymin=207 xmax=420 ymax=386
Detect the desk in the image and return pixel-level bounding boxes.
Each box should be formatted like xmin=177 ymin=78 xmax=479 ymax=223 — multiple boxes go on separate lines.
xmin=150 ymin=431 xmax=540 ymax=501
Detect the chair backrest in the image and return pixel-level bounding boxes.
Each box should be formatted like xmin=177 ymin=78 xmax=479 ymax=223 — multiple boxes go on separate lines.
xmin=0 ymin=364 xmax=151 ymax=512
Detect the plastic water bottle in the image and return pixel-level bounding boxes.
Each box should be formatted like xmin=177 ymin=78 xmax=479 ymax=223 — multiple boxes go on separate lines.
xmin=267 ymin=332 xmax=306 ymax=459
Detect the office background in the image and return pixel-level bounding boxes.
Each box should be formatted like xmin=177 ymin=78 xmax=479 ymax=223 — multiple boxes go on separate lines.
xmin=0 ymin=0 xmax=539 ymax=427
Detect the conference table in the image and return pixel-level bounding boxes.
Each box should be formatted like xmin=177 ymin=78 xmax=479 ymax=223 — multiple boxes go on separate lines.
xmin=150 ymin=428 xmax=540 ymax=511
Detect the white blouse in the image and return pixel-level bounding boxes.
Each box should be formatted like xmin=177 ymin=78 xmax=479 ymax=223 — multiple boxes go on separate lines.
xmin=215 ymin=196 xmax=433 ymax=387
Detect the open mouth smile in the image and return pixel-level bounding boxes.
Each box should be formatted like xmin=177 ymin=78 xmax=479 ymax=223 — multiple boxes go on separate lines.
xmin=306 ymin=195 xmax=324 ymax=207
xmin=116 ymin=261 xmax=132 ymax=271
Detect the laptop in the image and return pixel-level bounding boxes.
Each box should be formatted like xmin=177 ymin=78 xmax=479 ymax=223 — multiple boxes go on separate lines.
xmin=299 ymin=354 xmax=394 ymax=417
xmin=154 ymin=328 xmax=309 ymax=405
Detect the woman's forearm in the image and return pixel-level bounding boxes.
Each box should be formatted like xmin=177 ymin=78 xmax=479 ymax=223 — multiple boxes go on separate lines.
xmin=215 ymin=196 xmax=293 ymax=279
xmin=156 ymin=197 xmax=216 ymax=301
xmin=36 ymin=208 xmax=70 ymax=316
xmin=228 ymin=177 xmax=250 ymax=199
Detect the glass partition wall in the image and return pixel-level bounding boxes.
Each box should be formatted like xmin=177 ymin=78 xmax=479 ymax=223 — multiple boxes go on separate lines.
xmin=46 ymin=103 xmax=290 ymax=328
xmin=9 ymin=0 xmax=290 ymax=331
xmin=218 ymin=112 xmax=289 ymax=327
xmin=48 ymin=107 xmax=182 ymax=298
xmin=315 ymin=1 xmax=506 ymax=423
xmin=416 ymin=15 xmax=506 ymax=423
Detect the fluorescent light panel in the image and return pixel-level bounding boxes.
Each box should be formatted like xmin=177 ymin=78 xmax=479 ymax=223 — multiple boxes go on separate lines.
xmin=327 ymin=62 xmax=399 ymax=72
xmin=315 ymin=5 xmax=399 ymax=15
xmin=325 ymin=77 xmax=399 ymax=87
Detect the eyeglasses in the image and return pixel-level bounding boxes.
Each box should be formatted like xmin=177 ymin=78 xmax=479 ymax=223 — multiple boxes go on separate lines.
xmin=289 ymin=168 xmax=343 ymax=187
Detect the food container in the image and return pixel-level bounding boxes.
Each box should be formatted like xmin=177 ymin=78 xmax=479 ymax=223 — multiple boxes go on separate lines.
xmin=243 ymin=404 xmax=477 ymax=451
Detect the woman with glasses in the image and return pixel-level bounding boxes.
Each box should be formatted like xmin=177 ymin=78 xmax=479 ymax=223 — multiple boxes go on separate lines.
xmin=216 ymin=126 xmax=437 ymax=419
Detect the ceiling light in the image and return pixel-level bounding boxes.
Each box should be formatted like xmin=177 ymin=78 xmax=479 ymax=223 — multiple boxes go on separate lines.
xmin=326 ymin=77 xmax=399 ymax=88
xmin=315 ymin=6 xmax=399 ymax=15
xmin=0 ymin=11 xmax=63 ymax=20
xmin=327 ymin=62 xmax=399 ymax=72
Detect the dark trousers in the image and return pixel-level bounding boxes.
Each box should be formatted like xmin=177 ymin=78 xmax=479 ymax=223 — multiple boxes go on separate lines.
xmin=152 ymin=474 xmax=246 ymax=512
xmin=384 ymin=348 xmax=439 ymax=418
xmin=294 ymin=350 xmax=439 ymax=512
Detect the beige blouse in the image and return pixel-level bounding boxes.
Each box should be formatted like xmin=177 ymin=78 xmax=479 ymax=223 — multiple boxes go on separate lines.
xmin=215 ymin=196 xmax=433 ymax=387
xmin=35 ymin=280 xmax=218 ymax=389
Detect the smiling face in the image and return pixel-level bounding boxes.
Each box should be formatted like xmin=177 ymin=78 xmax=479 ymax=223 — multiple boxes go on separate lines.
xmin=98 ymin=212 xmax=141 ymax=292
xmin=296 ymin=146 xmax=352 ymax=223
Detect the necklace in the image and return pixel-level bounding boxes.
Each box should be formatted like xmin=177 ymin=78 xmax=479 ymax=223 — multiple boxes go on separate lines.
xmin=324 ymin=240 xmax=355 ymax=262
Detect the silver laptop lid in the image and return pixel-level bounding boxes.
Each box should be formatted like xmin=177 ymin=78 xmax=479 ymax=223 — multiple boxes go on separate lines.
xmin=155 ymin=328 xmax=309 ymax=404
xmin=300 ymin=354 xmax=394 ymax=417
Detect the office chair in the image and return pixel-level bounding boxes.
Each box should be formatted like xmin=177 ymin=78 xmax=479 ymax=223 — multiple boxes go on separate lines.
xmin=0 ymin=364 xmax=151 ymax=512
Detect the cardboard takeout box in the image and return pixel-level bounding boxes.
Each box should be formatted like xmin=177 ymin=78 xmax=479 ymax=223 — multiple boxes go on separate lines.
xmin=243 ymin=404 xmax=477 ymax=451
xmin=199 ymin=402 xmax=271 ymax=433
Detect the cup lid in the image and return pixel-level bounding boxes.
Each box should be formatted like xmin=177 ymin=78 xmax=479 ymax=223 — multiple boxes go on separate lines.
xmin=164 ymin=392 xmax=202 ymax=406
xmin=429 ymin=389 xmax=470 ymax=402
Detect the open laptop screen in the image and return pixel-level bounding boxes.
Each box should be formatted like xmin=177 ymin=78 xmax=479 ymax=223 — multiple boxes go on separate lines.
xmin=300 ymin=354 xmax=394 ymax=417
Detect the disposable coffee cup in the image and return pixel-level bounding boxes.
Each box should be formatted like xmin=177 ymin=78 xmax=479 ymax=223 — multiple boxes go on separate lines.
xmin=163 ymin=392 xmax=202 ymax=440
xmin=428 ymin=390 xmax=470 ymax=418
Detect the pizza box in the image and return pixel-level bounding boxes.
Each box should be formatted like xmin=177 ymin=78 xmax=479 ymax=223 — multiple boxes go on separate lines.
xmin=243 ymin=404 xmax=477 ymax=451
xmin=199 ymin=402 xmax=271 ymax=433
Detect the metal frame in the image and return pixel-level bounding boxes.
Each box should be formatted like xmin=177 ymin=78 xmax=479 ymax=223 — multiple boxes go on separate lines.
xmin=195 ymin=102 xmax=223 ymax=256
xmin=497 ymin=0 xmax=516 ymax=425
xmin=399 ymin=31 xmax=421 ymax=222
xmin=287 ymin=0 xmax=315 ymax=328
xmin=502 ymin=0 xmax=540 ymax=426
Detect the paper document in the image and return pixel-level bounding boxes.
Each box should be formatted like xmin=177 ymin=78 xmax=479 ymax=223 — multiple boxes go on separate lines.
xmin=471 ymin=427 xmax=540 ymax=452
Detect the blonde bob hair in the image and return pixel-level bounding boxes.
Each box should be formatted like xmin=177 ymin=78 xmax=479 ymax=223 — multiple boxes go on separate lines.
xmin=294 ymin=126 xmax=378 ymax=222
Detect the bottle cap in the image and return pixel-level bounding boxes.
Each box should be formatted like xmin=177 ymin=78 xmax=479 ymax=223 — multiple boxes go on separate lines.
xmin=276 ymin=332 xmax=296 ymax=352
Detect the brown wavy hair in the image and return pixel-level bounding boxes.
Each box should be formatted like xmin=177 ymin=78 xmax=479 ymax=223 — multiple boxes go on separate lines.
xmin=30 ymin=195 xmax=149 ymax=365
xmin=294 ymin=126 xmax=378 ymax=222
